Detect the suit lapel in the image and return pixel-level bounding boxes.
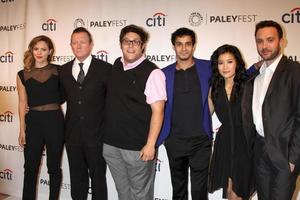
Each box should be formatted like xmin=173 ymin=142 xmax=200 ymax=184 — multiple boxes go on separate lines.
xmin=264 ymin=56 xmax=286 ymax=100
xmin=195 ymin=60 xmax=208 ymax=108
xmin=65 ymin=59 xmax=77 ymax=82
xmin=243 ymin=75 xmax=257 ymax=122
xmin=166 ymin=65 xmax=175 ymax=109
xmin=81 ymin=57 xmax=96 ymax=84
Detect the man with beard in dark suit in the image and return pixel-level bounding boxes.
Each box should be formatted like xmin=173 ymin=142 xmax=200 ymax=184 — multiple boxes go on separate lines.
xmin=242 ymin=20 xmax=300 ymax=200
xmin=60 ymin=27 xmax=111 ymax=200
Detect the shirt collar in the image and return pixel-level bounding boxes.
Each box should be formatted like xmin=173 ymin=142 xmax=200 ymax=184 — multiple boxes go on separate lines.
xmin=259 ymin=54 xmax=282 ymax=74
xmin=75 ymin=55 xmax=92 ymax=66
xmin=121 ymin=55 xmax=145 ymax=71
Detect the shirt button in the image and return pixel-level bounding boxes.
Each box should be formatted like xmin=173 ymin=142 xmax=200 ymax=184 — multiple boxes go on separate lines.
xmin=78 ymin=101 xmax=82 ymax=104
xmin=80 ymin=116 xmax=84 ymax=120
xmin=79 ymin=86 xmax=82 ymax=89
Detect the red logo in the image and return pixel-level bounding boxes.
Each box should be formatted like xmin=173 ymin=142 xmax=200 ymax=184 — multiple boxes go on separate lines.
xmin=42 ymin=18 xmax=57 ymax=31
xmin=0 ymin=111 xmax=13 ymax=122
xmin=0 ymin=51 xmax=14 ymax=63
xmin=282 ymin=7 xmax=300 ymax=23
xmin=146 ymin=12 xmax=167 ymax=27
xmin=94 ymin=50 xmax=109 ymax=62
xmin=0 ymin=169 xmax=13 ymax=180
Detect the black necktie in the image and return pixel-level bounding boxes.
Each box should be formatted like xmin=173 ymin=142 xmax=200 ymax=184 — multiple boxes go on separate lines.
xmin=77 ymin=63 xmax=85 ymax=84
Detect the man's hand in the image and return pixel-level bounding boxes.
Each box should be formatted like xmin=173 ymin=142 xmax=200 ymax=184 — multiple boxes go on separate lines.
xmin=254 ymin=60 xmax=264 ymax=70
xmin=140 ymin=144 xmax=155 ymax=162
xmin=25 ymin=104 xmax=29 ymax=113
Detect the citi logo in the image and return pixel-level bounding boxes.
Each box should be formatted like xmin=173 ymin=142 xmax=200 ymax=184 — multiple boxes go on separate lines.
xmin=0 ymin=51 xmax=14 ymax=63
xmin=94 ymin=50 xmax=109 ymax=62
xmin=155 ymin=158 xmax=163 ymax=172
xmin=282 ymin=7 xmax=300 ymax=23
xmin=0 ymin=111 xmax=13 ymax=122
xmin=0 ymin=169 xmax=12 ymax=180
xmin=42 ymin=19 xmax=57 ymax=31
xmin=146 ymin=12 xmax=167 ymax=27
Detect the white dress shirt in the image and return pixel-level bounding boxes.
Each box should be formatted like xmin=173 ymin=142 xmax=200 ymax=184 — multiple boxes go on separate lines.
xmin=72 ymin=55 xmax=92 ymax=80
xmin=252 ymin=54 xmax=282 ymax=137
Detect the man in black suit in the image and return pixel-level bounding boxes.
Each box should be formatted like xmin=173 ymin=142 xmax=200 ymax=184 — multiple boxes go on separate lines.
xmin=60 ymin=27 xmax=111 ymax=200
xmin=242 ymin=20 xmax=300 ymax=200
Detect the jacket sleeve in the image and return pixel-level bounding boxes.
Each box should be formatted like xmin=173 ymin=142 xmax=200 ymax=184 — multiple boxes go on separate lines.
xmin=288 ymin=65 xmax=300 ymax=167
xmin=246 ymin=65 xmax=258 ymax=76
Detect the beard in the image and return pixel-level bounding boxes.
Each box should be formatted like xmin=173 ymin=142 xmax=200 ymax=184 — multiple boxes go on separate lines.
xmin=177 ymin=53 xmax=192 ymax=61
xmin=259 ymin=47 xmax=281 ymax=61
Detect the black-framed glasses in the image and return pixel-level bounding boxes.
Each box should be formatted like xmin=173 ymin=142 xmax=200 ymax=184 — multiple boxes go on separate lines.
xmin=121 ymin=39 xmax=143 ymax=47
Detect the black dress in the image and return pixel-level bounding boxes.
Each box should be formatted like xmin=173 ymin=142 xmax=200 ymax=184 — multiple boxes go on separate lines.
xmin=208 ymin=84 xmax=254 ymax=199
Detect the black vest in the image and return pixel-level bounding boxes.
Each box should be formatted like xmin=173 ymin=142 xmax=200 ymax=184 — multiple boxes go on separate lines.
xmin=104 ymin=58 xmax=157 ymax=150
xmin=60 ymin=57 xmax=112 ymax=146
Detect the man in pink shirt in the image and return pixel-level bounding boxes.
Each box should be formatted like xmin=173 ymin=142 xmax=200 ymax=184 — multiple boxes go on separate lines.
xmin=102 ymin=24 xmax=166 ymax=200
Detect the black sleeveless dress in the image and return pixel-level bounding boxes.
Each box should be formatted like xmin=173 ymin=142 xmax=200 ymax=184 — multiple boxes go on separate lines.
xmin=208 ymin=84 xmax=255 ymax=199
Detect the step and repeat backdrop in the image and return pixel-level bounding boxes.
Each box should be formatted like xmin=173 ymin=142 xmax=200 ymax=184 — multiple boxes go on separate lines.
xmin=0 ymin=0 xmax=299 ymax=199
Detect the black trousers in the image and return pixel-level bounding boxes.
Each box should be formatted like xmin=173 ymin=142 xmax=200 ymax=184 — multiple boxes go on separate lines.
xmin=165 ymin=135 xmax=212 ymax=200
xmin=254 ymin=135 xmax=298 ymax=200
xmin=23 ymin=110 xmax=64 ymax=200
xmin=66 ymin=143 xmax=107 ymax=200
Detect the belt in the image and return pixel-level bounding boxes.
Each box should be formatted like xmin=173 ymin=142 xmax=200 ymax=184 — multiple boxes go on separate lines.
xmin=30 ymin=103 xmax=60 ymax=111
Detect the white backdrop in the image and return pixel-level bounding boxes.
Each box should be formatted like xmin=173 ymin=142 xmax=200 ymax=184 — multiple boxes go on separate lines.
xmin=0 ymin=0 xmax=299 ymax=199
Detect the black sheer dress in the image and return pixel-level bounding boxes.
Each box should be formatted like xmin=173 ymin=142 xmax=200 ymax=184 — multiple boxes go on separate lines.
xmin=209 ymin=84 xmax=255 ymax=199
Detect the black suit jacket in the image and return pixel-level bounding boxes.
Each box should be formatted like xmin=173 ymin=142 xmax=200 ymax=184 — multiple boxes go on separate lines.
xmin=60 ymin=57 xmax=112 ymax=146
xmin=242 ymin=55 xmax=300 ymax=168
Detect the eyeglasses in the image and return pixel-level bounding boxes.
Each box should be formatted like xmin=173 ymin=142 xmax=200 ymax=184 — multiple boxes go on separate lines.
xmin=121 ymin=39 xmax=143 ymax=47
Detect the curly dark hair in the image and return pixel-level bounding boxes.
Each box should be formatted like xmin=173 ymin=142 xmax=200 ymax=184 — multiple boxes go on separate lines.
xmin=171 ymin=27 xmax=196 ymax=46
xmin=119 ymin=24 xmax=149 ymax=44
xmin=119 ymin=24 xmax=149 ymax=53
xmin=210 ymin=44 xmax=247 ymax=103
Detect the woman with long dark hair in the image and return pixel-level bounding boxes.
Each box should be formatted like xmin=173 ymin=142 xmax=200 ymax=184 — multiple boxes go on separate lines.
xmin=17 ymin=35 xmax=64 ymax=200
xmin=208 ymin=44 xmax=255 ymax=200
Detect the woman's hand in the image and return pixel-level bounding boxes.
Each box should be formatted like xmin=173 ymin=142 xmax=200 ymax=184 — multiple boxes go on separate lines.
xmin=18 ymin=131 xmax=26 ymax=147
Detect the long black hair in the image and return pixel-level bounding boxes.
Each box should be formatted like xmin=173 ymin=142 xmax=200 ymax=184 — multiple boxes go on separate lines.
xmin=210 ymin=44 xmax=247 ymax=103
